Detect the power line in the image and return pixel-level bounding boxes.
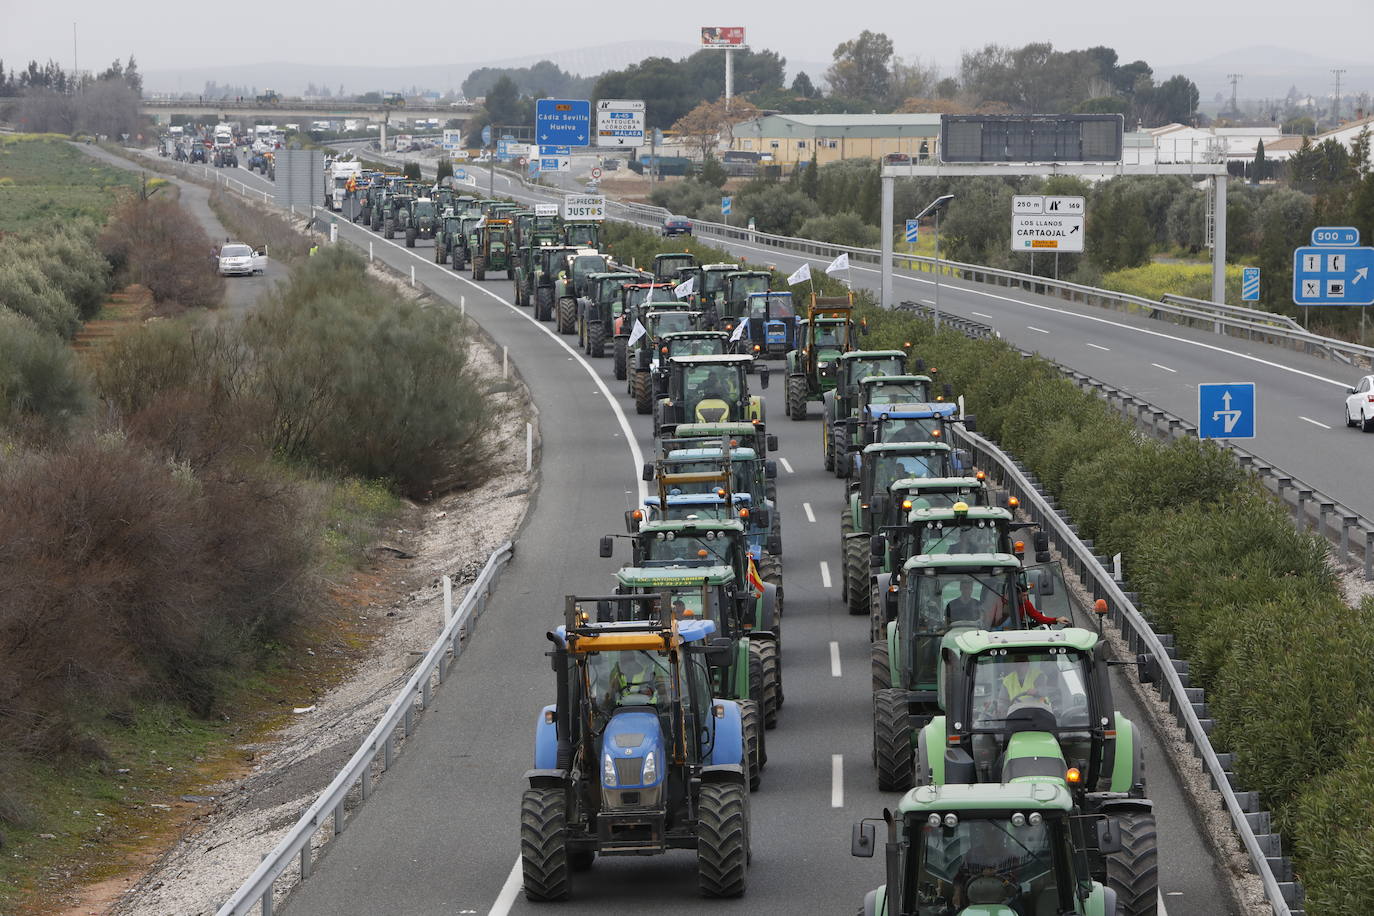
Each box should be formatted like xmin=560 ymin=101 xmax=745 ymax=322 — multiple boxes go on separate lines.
xmin=1332 ymin=68 xmax=1347 ymax=122
xmin=1227 ymin=73 xmax=1243 ymax=116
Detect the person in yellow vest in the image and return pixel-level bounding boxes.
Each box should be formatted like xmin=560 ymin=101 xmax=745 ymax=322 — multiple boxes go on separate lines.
xmin=309 ymin=244 xmax=319 ymax=257
xmin=610 ymin=652 xmax=662 ymax=705
xmin=1002 ymin=656 xmax=1054 ymax=711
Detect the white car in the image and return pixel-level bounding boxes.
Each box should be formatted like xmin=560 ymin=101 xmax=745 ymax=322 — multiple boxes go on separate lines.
xmin=218 ymin=243 xmax=266 ymax=277
xmin=1345 ymin=375 xmax=1374 ymax=431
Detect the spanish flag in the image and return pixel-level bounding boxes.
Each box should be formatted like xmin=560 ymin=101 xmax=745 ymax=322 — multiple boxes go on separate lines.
xmin=747 ymin=554 xmax=765 ymax=597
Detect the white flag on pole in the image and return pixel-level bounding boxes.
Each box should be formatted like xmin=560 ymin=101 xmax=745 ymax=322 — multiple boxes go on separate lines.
xmin=673 ymin=275 xmax=696 ymax=299
xmin=730 ymin=317 xmax=749 ymax=342
xmin=628 ymin=319 xmax=647 ymax=346
xmin=825 ymin=252 xmax=850 ymax=275
xmin=787 ymin=262 xmax=812 ymax=286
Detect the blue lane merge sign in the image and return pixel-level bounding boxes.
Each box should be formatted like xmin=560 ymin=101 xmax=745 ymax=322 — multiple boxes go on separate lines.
xmin=1241 ymin=267 xmax=1260 ymax=301
xmin=1198 ymin=383 xmax=1256 ymax=439
xmin=535 ymin=99 xmax=591 ymax=147
xmin=905 ymin=219 xmax=920 ymax=243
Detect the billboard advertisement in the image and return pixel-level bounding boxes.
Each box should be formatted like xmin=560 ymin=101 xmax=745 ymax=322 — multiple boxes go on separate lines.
xmin=701 ymin=27 xmax=746 ymax=49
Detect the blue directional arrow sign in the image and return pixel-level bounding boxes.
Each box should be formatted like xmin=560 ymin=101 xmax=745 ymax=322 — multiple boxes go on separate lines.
xmin=721 ymin=196 xmax=732 ymax=216
xmin=535 ymin=99 xmax=591 ymax=147
xmin=1241 ymin=267 xmax=1260 ymax=301
xmin=539 ymin=144 xmax=571 ymax=157
xmin=1198 ymin=383 xmax=1256 ymax=439
xmin=905 ymin=219 xmax=920 ymax=243
xmin=1293 ymin=226 xmax=1374 ymax=306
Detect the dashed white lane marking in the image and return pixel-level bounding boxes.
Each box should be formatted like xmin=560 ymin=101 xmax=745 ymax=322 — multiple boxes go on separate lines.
xmin=780 ymin=457 xmax=794 ymax=474
xmin=830 ymin=641 xmax=842 ymax=677
xmin=831 ymin=755 xmax=845 ymax=808
xmin=1087 ymin=342 xmax=1110 ymax=351
xmin=819 ymin=561 xmax=832 ymax=588
xmin=1152 ymin=362 xmax=1177 ymax=373
xmin=1300 ymin=416 xmax=1331 ymax=430
xmin=804 ymin=502 xmax=816 ymax=523
xmin=1027 ymin=325 xmax=1050 ymax=334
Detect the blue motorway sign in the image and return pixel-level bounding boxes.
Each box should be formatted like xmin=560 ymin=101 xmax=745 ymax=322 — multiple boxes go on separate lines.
xmin=1241 ymin=267 xmax=1260 ymax=301
xmin=1293 ymin=239 xmax=1374 ymax=306
xmin=1311 ymin=226 xmax=1360 ymax=247
xmin=455 ymin=168 xmax=466 ymax=180
xmin=721 ymin=196 xmax=732 ymax=216
xmin=535 ymin=99 xmax=591 ymax=146
xmin=540 ymin=144 xmax=571 ymax=157
xmin=905 ymin=219 xmax=920 ymax=243
xmin=1198 ymin=382 xmax=1256 ymax=440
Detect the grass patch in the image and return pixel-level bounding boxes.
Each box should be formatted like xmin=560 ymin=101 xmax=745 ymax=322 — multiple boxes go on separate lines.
xmin=0 ymin=138 xmax=143 ymax=232
xmin=1101 ymin=260 xmax=1246 ymax=302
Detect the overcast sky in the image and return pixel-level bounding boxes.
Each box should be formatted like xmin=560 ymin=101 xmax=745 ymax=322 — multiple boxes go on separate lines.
xmin=4 ymin=0 xmax=1371 ymax=75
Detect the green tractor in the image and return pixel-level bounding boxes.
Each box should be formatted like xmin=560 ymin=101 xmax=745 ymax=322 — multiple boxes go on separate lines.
xmin=563 ymin=220 xmax=601 ymax=248
xmin=910 ymin=627 xmax=1158 ymax=914
xmin=671 ymin=419 xmax=781 ymax=501
xmin=434 ymin=213 xmax=465 ymax=266
xmin=719 ymin=270 xmax=771 ymax=338
xmin=472 ymin=217 xmax=514 ymax=281
xmin=850 ymin=781 xmax=1125 ymax=915
xmin=626 ymin=307 xmax=704 ymax=414
xmin=645 ymin=439 xmax=781 ymax=559
xmin=617 ymin=281 xmax=685 ymax=378
xmin=577 ymin=271 xmax=640 ymax=358
xmin=822 ymin=350 xmax=911 ymax=474
xmin=556 ymin=251 xmax=611 ymax=335
xmin=514 ymin=233 xmax=563 ymax=309
xmin=691 ymin=262 xmax=742 ymax=326
xmin=837 ymin=375 xmax=955 ymax=478
xmin=652 ymin=252 xmax=698 ymax=285
xmin=655 ymin=354 xmax=767 ymax=438
xmin=642 ymin=329 xmax=729 ymax=404
xmin=529 ymin=246 xmax=580 ymax=323
xmin=520 ymin=601 xmax=751 ymax=900
xmin=402 ymin=196 xmax=439 ymax=248
xmin=785 ymin=293 xmax=860 ymax=420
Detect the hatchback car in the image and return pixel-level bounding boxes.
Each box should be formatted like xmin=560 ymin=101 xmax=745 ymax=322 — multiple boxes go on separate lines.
xmin=1346 ymin=375 xmax=1374 ymax=431
xmin=218 ymin=243 xmax=264 ymax=277
xmin=662 ymin=216 xmax=693 ymax=237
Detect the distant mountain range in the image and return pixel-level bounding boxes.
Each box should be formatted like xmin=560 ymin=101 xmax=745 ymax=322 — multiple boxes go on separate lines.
xmin=1158 ymin=46 xmax=1374 ymax=105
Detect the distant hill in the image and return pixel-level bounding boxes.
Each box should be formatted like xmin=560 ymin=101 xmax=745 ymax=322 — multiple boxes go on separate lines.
xmin=1158 ymin=46 xmax=1374 ymax=105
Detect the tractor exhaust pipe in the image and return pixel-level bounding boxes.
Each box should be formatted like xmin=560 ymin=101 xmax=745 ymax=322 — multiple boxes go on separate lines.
xmin=547 ymin=632 xmax=572 ymax=770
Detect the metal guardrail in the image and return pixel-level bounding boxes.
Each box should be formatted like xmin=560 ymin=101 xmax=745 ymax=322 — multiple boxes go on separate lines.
xmin=951 ymin=423 xmax=1302 ymax=915
xmin=215 ymin=541 xmax=515 ymax=916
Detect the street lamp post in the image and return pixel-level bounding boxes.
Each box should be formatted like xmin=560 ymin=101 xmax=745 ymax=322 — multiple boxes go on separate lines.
xmin=913 ymin=193 xmax=954 ymax=329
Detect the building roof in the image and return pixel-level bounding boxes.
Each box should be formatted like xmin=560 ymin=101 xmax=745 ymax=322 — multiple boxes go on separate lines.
xmin=736 ymin=113 xmax=942 ymax=140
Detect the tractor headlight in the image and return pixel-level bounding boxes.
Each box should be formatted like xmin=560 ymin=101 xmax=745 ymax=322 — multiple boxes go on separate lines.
xmin=603 ymin=752 xmax=617 ymax=787
xmin=641 ymin=751 xmax=657 ymax=784
xmin=818 ymin=361 xmax=831 ymax=370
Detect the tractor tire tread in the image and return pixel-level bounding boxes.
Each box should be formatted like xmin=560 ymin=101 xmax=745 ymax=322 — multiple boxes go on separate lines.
xmin=520 ymin=786 xmax=571 ymax=901
xmin=871 ymin=640 xmax=891 ymax=693
xmin=1105 ymin=813 xmax=1159 ymax=916
xmin=874 ymin=688 xmax=914 ymax=792
xmin=696 ymin=783 xmax=748 ymax=898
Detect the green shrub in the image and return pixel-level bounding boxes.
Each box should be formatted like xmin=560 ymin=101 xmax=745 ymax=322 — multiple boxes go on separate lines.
xmin=796 ymin=213 xmax=879 ymax=248
xmin=0 ymin=260 xmax=81 ymax=338
xmin=1290 ymin=713 xmax=1374 ymax=915
xmin=0 ymin=311 xmax=92 ymax=431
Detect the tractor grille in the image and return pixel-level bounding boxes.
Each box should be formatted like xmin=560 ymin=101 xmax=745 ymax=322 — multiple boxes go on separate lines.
xmin=614 ymin=757 xmax=643 ymax=786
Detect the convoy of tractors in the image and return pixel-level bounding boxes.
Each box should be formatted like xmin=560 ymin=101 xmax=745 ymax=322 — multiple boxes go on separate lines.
xmin=335 ymin=170 xmax=1158 ymax=913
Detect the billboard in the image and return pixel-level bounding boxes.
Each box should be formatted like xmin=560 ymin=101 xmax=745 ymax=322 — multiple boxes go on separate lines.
xmin=940 ymin=114 xmax=1124 ymax=163
xmin=701 ymin=27 xmax=746 ymax=49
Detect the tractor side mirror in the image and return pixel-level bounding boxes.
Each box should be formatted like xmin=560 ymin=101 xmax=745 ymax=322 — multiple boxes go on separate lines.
xmin=752 ymin=507 xmax=771 ymax=530
xmin=1033 ymin=531 xmax=1050 ymax=553
xmin=1095 ymin=817 xmax=1123 ymax=856
xmin=962 ymin=414 xmax=977 ymax=432
xmin=851 ymin=822 xmax=876 ymax=858
xmin=642 ymin=462 xmax=656 ymax=482
xmin=913 ymin=358 xmax=926 ymax=372
xmin=705 ymin=637 xmax=733 ymax=666
xmin=598 ymin=536 xmax=614 ymax=558
xmin=871 ymin=534 xmax=887 ymax=560
xmin=758 ymin=365 xmax=770 ymax=389
xmin=765 ymin=460 xmax=778 ymax=479
xmin=942 ymin=383 xmax=954 ymax=399
xmin=767 ymin=434 xmax=779 ymax=452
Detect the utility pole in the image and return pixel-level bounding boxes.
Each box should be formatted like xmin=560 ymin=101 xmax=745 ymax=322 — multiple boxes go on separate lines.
xmin=1227 ymin=73 xmax=1243 ymax=117
xmin=1332 ymin=69 xmax=1347 ymax=122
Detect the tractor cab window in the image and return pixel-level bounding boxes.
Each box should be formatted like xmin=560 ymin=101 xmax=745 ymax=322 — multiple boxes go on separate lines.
xmin=906 ymin=814 xmax=1066 ymax=915
xmin=599 ymin=279 xmax=627 ymax=309
xmin=650 ymin=312 xmax=695 ymax=337
xmin=663 ymin=459 xmax=752 ymax=497
xmin=870 ymin=452 xmax=946 ymax=495
xmin=566 ymin=225 xmax=597 ymax=246
xmin=877 ymin=415 xmax=943 ymax=443
xmin=850 ymin=357 xmax=907 ymax=388
xmin=728 ymin=275 xmax=769 ymax=304
xmin=661 ymin=502 xmax=735 ymax=523
xmin=641 ymin=530 xmax=737 ymax=568
xmin=572 ymin=256 xmax=608 ymax=284
xmin=541 ymin=249 xmax=569 ymax=274
xmin=413 ymin=200 xmax=435 ymax=219
xmin=909 ymin=567 xmax=1020 ymax=633
xmin=919 ymin=522 xmax=1003 ymax=556
xmin=867 ymin=381 xmax=930 ymax=405
xmin=686 ymin=365 xmax=743 ymax=419
xmin=970 ymin=650 xmax=1092 ymax=732
xmin=811 ymin=323 xmax=845 ymax=348
xmin=667 ymin=337 xmax=725 ymax=358
xmin=588 ymin=650 xmax=672 ymax=715
xmin=903 ymin=488 xmax=978 ymax=511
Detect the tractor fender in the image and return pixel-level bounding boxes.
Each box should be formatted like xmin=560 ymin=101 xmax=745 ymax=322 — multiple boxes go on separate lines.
xmin=863 ymin=886 xmax=887 ymax=916
xmin=534 ymin=704 xmax=558 ymax=769
xmin=699 ymin=764 xmax=747 ymax=786
xmin=524 ymin=768 xmax=570 ymax=789
xmin=758 ymin=584 xmax=778 ymax=633
xmin=922 ymin=717 xmax=946 ymax=783
xmin=886 ymin=619 xmax=901 ymax=687
xmin=706 ymin=700 xmax=744 ymax=767
xmin=1107 ymin=713 xmax=1145 ymax=796
xmin=1094 ymin=796 xmax=1154 ymax=816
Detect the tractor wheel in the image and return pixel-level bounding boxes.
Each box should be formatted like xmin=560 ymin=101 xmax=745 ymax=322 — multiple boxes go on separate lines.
xmin=473 ymin=256 xmax=486 ymax=281
xmin=557 ymin=298 xmax=576 ymax=334
xmin=739 ymin=699 xmax=763 ymax=791
xmin=846 ymin=539 xmax=870 ymax=617
xmin=787 ymin=375 xmax=808 ymax=420
xmin=382 ymin=219 xmax=394 ymax=239
xmin=1105 ymin=813 xmax=1159 ymax=916
xmin=520 ymin=786 xmax=571 ymax=901
xmin=633 ymin=370 xmax=653 ymax=415
xmin=696 ymin=782 xmax=748 ymax=898
xmin=873 ymin=688 xmax=914 ymax=792
xmin=535 ymin=287 xmax=553 ymax=321
xmin=507 ymin=267 xmax=515 ymax=281
xmin=758 ymin=638 xmax=782 ymax=726
xmin=822 ymin=422 xmax=834 ymax=471
xmin=589 ymin=322 xmax=605 ymax=358
xmin=453 ymin=251 xmax=466 ymax=272
xmin=613 ymin=338 xmax=628 ymax=380
xmin=871 ymin=640 xmax=890 ymax=693
xmin=405 ymin=227 xmax=417 ymax=248
xmin=831 ymin=425 xmax=848 ymax=478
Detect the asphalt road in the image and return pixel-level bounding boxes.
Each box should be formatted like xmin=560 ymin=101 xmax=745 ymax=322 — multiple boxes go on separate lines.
xmin=241 ymin=187 xmax=1235 ymax=914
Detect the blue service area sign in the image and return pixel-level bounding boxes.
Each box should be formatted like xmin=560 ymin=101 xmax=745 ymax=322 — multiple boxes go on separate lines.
xmin=1293 ymin=226 xmax=1374 ymax=306
xmin=905 ymin=219 xmax=920 ymax=243
xmin=1241 ymin=267 xmax=1260 ymax=301
xmin=481 ymin=125 xmax=492 ymax=146
xmin=721 ymin=196 xmax=732 ymax=216
xmin=1198 ymin=383 xmax=1256 ymax=440
xmin=536 ymin=98 xmax=591 ymax=147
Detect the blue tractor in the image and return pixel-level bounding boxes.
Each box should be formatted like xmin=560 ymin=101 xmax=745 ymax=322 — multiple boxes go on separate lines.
xmin=735 ymin=291 xmax=800 ymax=361
xmin=522 ymin=597 xmax=751 ymax=900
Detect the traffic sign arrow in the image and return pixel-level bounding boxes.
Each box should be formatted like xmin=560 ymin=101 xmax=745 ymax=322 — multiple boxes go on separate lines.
xmin=1357 ymin=267 xmax=1369 ymax=284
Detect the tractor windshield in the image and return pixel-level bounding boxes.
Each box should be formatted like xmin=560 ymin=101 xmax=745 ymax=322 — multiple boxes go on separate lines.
xmin=729 ymin=275 xmax=769 ymax=299
xmin=851 ymin=357 xmax=907 ymax=386
xmin=656 ymin=256 xmax=695 ymax=280
xmin=541 ymin=249 xmax=570 ymax=274
xmin=599 ymin=279 xmax=628 ymax=308
xmin=748 ymin=293 xmax=795 ymax=321
xmin=970 ymin=649 xmax=1092 ymax=732
xmin=685 ymin=365 xmax=744 ymax=420
xmin=661 ymin=459 xmax=751 ymax=496
xmin=566 ymin=225 xmax=597 ymax=246
xmin=811 ymin=322 xmax=847 ymax=349
xmin=867 ymin=380 xmax=931 ymax=405
xmin=905 ymin=813 xmax=1066 ymax=914
xmin=870 ymin=451 xmax=948 ymax=494
xmin=640 ymin=529 xmax=738 ymax=569
xmin=909 ymin=567 xmax=1021 ymax=633
xmin=572 ymin=256 xmax=608 ymax=284
xmin=875 ymin=416 xmax=945 ymax=443
xmin=667 ymin=336 xmax=726 ymax=358
xmin=649 ymin=312 xmax=695 ymax=337
xmin=656 ymin=501 xmax=738 ymax=524
xmin=587 ymin=650 xmax=674 ymax=716
xmin=626 ymin=286 xmax=672 ymax=310
xmin=916 ymin=521 xmax=1005 ymax=556
xmin=413 ymin=200 xmax=435 ymax=219
xmin=901 ymin=488 xmax=982 ymax=512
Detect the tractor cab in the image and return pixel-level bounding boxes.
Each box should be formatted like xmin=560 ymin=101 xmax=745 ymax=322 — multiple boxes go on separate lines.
xmin=473 ymin=218 xmax=513 ymax=280
xmin=646 ymin=446 xmax=779 ymax=558
xmin=623 ymin=282 xmax=679 ymax=315
xmin=512 ymin=210 xmax=535 ymax=246
xmin=672 ymin=421 xmax=779 ymax=461
xmin=694 ymin=263 xmax=743 ymax=321
xmin=737 ymin=291 xmax=799 ymax=360
xmin=851 ymin=783 xmax=1113 ymax=916
xmin=656 ymin=354 xmax=766 ymax=437
xmin=849 ymin=442 xmax=957 ymax=525
xmin=568 ymin=252 xmax=610 ymax=299
xmin=861 ymin=402 xmax=961 ymax=451
xmin=562 ymin=220 xmax=600 ymax=248
xmin=824 ymin=350 xmax=911 ymax=474
xmin=653 ymin=252 xmax=698 ymax=284
xmin=522 ymin=604 xmax=751 ymax=900
xmin=578 ymin=272 xmax=639 ymax=357
xmin=658 ymin=330 xmax=730 ymax=360
xmin=404 ymin=197 xmax=438 ymax=246
xmin=720 ymin=271 xmax=771 ymax=334
xmin=785 ymin=293 xmax=860 ymax=418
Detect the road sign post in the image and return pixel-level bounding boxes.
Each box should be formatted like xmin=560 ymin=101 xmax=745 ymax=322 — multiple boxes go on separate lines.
xmin=1198 ymin=383 xmax=1257 ymax=439
xmin=1241 ymin=267 xmax=1261 ymax=302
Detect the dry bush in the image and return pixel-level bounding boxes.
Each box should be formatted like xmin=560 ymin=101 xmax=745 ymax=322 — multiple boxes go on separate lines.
xmin=99 ymin=196 xmax=223 ymax=311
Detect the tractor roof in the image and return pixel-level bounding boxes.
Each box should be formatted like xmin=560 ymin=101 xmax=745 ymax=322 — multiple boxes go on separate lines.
xmin=640 ymin=518 xmax=747 ymax=534
xmin=951 ymin=627 xmax=1099 ymax=655
xmin=662 ymin=330 xmax=730 ymax=341
xmin=897 ymin=781 xmax=1072 ymax=815
xmin=861 ymin=374 xmax=932 ymax=387
xmin=891 ymin=476 xmax=987 ymax=493
xmin=839 ymin=349 xmax=908 ymax=361
xmin=652 ymin=493 xmax=752 ymax=506
xmin=866 ymin=403 xmax=958 ymax=419
xmin=667 ymin=354 xmax=754 ymax=366
xmin=589 ymin=271 xmax=640 ymax=281
xmin=726 ymin=268 xmax=770 ymax=276
xmin=701 ymin=263 xmax=742 ymax=271
xmin=615 ymin=565 xmax=734 ymax=588
xmin=665 ymin=447 xmax=758 ymax=461
xmin=862 ymin=441 xmax=952 ymax=455
xmin=903 ymin=552 xmax=1022 ymax=572
xmin=908 ymin=506 xmax=1012 ymax=523
xmin=674 ymin=421 xmax=763 ymax=437
xmin=554 ymin=617 xmax=716 ymax=650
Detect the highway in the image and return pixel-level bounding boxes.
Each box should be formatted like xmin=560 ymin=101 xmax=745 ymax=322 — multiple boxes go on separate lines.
xmin=176 ymin=160 xmax=1238 ymax=913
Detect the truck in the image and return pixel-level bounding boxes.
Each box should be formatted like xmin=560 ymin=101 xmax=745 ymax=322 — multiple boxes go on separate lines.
xmin=324 ymin=160 xmax=363 ymax=211
xmin=213 ymin=124 xmax=233 ymax=151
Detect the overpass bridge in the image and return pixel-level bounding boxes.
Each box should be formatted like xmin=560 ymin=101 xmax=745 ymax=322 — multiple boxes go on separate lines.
xmin=140 ymin=97 xmax=476 ymax=126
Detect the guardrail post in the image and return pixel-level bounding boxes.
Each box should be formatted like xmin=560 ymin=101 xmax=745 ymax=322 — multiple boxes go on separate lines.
xmin=300 ymin=844 xmax=312 ymax=880
xmin=334 ymin=805 xmax=345 ymax=836
xmin=1366 ymin=529 xmax=1374 ymax=581
xmin=1296 ymin=489 xmax=1312 ymax=530
xmin=1340 ymin=514 xmax=1358 ymax=565
xmin=261 ymin=876 xmax=273 ymax=916
xmin=1318 ymin=501 xmax=1334 ymax=540
xmin=383 ymin=735 xmax=394 ymax=770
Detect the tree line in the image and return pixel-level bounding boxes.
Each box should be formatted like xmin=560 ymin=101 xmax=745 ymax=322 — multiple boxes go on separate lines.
xmin=0 ymin=56 xmax=145 ymax=137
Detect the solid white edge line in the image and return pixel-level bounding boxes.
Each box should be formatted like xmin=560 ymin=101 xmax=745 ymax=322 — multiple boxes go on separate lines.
xmin=819 ymin=561 xmax=832 ymax=588
xmin=831 ymin=754 xmax=844 ymax=808
xmin=780 ymin=457 xmax=795 ymax=474
xmin=488 ymin=858 xmax=522 ymax=916
xmin=830 ymin=641 xmax=842 ymax=678
xmin=1152 ymin=362 xmax=1177 ymax=373
xmin=803 ymin=502 xmax=816 ymax=523
xmin=1299 ymin=415 xmax=1332 ymax=429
